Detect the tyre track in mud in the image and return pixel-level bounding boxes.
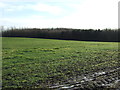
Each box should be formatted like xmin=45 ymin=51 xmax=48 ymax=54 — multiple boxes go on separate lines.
xmin=49 ymin=67 xmax=120 ymax=90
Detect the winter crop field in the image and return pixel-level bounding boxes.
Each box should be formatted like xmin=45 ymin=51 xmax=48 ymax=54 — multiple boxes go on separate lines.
xmin=2 ymin=37 xmax=119 ymax=89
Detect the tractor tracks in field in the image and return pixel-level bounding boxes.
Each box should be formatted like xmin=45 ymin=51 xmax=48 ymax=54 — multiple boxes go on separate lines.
xmin=49 ymin=67 xmax=120 ymax=90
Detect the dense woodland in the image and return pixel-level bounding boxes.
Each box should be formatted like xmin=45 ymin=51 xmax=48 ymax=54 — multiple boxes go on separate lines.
xmin=1 ymin=28 xmax=120 ymax=42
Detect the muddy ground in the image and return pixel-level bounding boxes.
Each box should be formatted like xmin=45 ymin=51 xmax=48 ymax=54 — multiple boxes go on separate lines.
xmin=49 ymin=67 xmax=120 ymax=90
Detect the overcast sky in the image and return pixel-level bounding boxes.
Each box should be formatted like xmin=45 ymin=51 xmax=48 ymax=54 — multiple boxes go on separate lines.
xmin=0 ymin=0 xmax=119 ymax=29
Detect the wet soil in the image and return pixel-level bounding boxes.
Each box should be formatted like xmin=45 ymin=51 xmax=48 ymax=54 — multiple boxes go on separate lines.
xmin=49 ymin=67 xmax=120 ymax=90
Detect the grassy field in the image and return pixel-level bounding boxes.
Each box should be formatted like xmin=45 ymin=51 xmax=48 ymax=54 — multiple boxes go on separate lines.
xmin=2 ymin=37 xmax=119 ymax=89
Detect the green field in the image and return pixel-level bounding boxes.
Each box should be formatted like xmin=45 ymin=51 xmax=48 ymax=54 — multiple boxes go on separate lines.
xmin=2 ymin=37 xmax=119 ymax=88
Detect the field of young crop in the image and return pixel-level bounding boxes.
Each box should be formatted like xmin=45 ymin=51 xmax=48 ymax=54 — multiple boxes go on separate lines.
xmin=2 ymin=37 xmax=119 ymax=89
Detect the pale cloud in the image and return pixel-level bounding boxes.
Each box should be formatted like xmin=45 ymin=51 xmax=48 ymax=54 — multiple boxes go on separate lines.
xmin=0 ymin=2 xmax=7 ymax=8
xmin=0 ymin=2 xmax=26 ymax=12
xmin=30 ymin=3 xmax=63 ymax=15
xmin=0 ymin=0 xmax=119 ymax=29
xmin=0 ymin=15 xmax=53 ymax=28
xmin=1 ymin=2 xmax=64 ymax=15
xmin=56 ymin=0 xmax=119 ymax=29
xmin=9 ymin=5 xmax=26 ymax=11
xmin=0 ymin=0 xmax=83 ymax=3
xmin=4 ymin=4 xmax=30 ymax=12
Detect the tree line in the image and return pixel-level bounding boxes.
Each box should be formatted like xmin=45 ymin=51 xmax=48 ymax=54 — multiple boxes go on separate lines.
xmin=1 ymin=27 xmax=119 ymax=42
